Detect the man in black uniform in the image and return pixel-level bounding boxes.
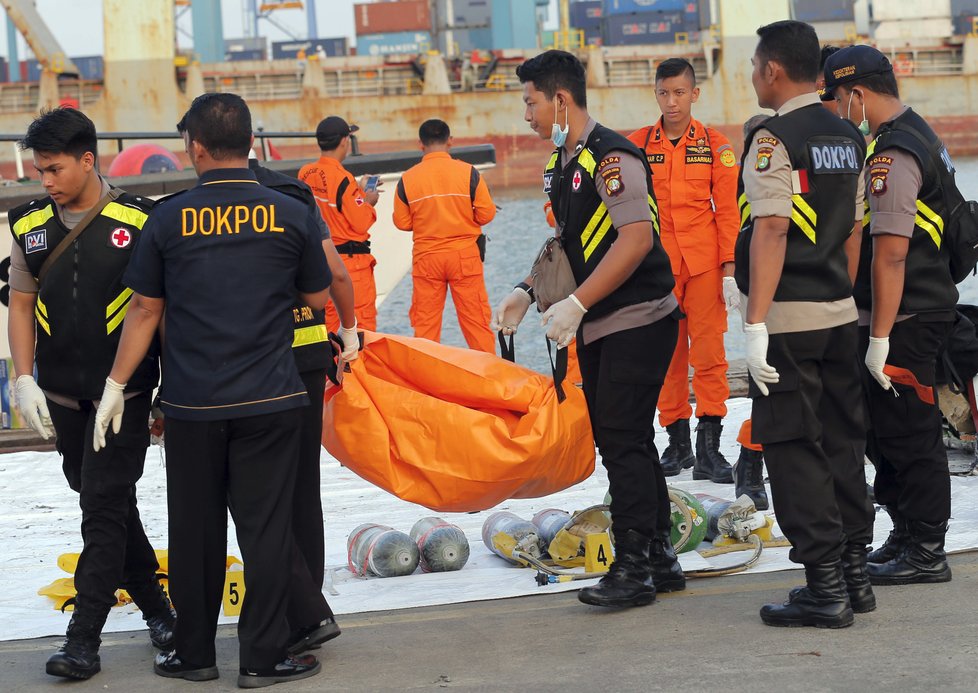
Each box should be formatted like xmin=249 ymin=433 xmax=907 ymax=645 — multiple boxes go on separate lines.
xmin=93 ymin=94 xmax=331 ymax=687
xmin=7 ymin=108 xmax=174 ymax=680
xmin=493 ymin=50 xmax=681 ymax=607
xmin=824 ymin=45 xmax=958 ymax=585
xmin=245 ymin=150 xmax=358 ymax=652
xmin=737 ymin=21 xmax=874 ymax=628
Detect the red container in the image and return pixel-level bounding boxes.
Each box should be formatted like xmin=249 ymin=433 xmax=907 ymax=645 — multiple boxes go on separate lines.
xmin=354 ymin=1 xmax=431 ymax=35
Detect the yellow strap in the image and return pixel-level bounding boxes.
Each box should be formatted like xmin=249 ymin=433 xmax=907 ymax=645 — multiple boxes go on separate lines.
xmin=35 ymin=295 xmax=48 ymax=318
xmin=35 ymin=306 xmax=51 ymax=335
xmin=106 ymin=287 xmax=134 ymax=318
xmin=12 ymin=205 xmax=55 ymax=238
xmin=914 ymin=214 xmax=942 ymax=248
xmin=791 ymin=194 xmax=817 ymax=244
xmin=101 ymin=202 xmax=148 ymax=229
xmin=580 ymin=204 xmax=608 ymax=249
xmin=577 ymin=148 xmax=597 ymax=176
xmin=292 ymin=323 xmax=329 ymax=348
xmin=915 ymin=199 xmax=944 ymax=233
xmin=546 ymin=152 xmax=559 ymax=170
xmin=866 ymin=138 xmax=878 ymax=158
xmin=106 ymin=298 xmax=131 ymax=334
xmin=583 ymin=215 xmax=614 ymax=262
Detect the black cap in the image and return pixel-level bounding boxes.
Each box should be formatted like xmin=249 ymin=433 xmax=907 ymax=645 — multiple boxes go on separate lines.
xmin=315 ymin=116 xmax=359 ymax=143
xmin=823 ymin=45 xmax=893 ymax=99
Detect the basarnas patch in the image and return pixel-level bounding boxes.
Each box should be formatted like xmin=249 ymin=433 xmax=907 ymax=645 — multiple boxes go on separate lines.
xmin=720 ymin=149 xmax=736 ymax=167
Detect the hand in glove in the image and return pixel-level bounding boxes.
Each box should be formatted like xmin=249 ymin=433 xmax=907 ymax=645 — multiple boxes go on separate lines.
xmin=541 ymin=294 xmax=587 ymax=348
xmin=93 ymin=378 xmax=126 ymax=452
xmin=338 ymin=321 xmax=360 ymax=362
xmin=14 ymin=375 xmax=52 ymax=439
xmin=744 ymin=322 xmax=779 ymax=396
xmin=722 ymin=276 xmax=741 ymax=312
xmin=490 ymin=288 xmax=532 ymax=335
xmin=865 ymin=336 xmax=892 ymax=391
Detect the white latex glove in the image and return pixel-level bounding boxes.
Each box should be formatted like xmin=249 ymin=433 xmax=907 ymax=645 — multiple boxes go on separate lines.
xmin=865 ymin=336 xmax=892 ymax=391
xmin=744 ymin=322 xmax=779 ymax=396
xmin=541 ymin=294 xmax=587 ymax=348
xmin=491 ymin=288 xmax=532 ymax=335
xmin=93 ymin=377 xmax=126 ymax=452
xmin=14 ymin=375 xmax=52 ymax=439
xmin=722 ymin=276 xmax=741 ymax=312
xmin=338 ymin=321 xmax=360 ymax=362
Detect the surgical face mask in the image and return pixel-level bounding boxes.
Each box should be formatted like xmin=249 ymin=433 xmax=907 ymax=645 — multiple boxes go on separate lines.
xmin=847 ymin=90 xmax=871 ymax=136
xmin=551 ymin=97 xmax=569 ymax=147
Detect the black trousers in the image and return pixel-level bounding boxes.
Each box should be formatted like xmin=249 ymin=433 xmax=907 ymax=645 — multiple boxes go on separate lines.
xmin=287 ymin=369 xmax=335 ymax=629
xmin=578 ymin=316 xmax=678 ymax=537
xmin=751 ymin=321 xmax=873 ymax=565
xmin=165 ymin=409 xmax=321 ymax=670
xmin=859 ymin=317 xmax=953 ymax=523
xmin=47 ymin=392 xmax=163 ymax=627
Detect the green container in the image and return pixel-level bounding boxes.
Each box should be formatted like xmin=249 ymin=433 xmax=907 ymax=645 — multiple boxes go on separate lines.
xmin=602 ymin=486 xmax=707 ymax=553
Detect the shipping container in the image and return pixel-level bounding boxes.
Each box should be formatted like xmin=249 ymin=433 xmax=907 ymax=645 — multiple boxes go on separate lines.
xmin=604 ymin=0 xmax=687 ymax=15
xmin=271 ymin=37 xmax=348 ymax=60
xmin=355 ymin=1 xmax=431 ymax=35
xmin=225 ymin=49 xmax=266 ymax=62
xmin=602 ymin=10 xmax=688 ymax=45
xmin=71 ymin=55 xmax=104 ymax=80
xmin=225 ymin=36 xmax=266 ymax=53
xmin=807 ymin=20 xmax=852 ymax=41
xmin=953 ymin=13 xmax=978 ymax=34
xmin=490 ymin=0 xmax=538 ymax=49
xmin=870 ymin=0 xmax=950 ymax=22
xmin=792 ymin=0 xmax=854 ymax=22
xmin=449 ymin=0 xmax=491 ymax=27
xmin=952 ymin=0 xmax=978 ymax=16
xmin=356 ymin=31 xmax=432 ymax=56
xmin=571 ymin=1 xmax=603 ymax=29
xmin=23 ymin=59 xmax=39 ymax=82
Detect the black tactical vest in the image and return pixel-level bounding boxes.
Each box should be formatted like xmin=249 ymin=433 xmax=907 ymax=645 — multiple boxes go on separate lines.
xmin=855 ymin=108 xmax=958 ymax=317
xmin=734 ymin=103 xmax=865 ymax=302
xmin=545 ymin=123 xmax=674 ymax=321
xmin=8 ymin=191 xmax=159 ymax=399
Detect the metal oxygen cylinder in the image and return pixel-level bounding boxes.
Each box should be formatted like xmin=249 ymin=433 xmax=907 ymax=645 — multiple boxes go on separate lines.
xmin=410 ymin=517 xmax=470 ymax=573
xmin=347 ymin=524 xmax=420 ymax=578
xmin=531 ymin=508 xmax=572 ymax=554
xmin=481 ymin=511 xmax=542 ymax=562
xmin=695 ymin=495 xmax=734 ymax=542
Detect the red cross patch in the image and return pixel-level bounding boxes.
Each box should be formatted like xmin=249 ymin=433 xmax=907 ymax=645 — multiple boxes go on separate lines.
xmin=110 ymin=227 xmax=132 ymax=248
xmin=572 ymin=170 xmax=582 ymax=191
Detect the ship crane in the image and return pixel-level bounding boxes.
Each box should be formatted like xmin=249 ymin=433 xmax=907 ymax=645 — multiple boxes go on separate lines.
xmin=1 ymin=0 xmax=79 ymax=75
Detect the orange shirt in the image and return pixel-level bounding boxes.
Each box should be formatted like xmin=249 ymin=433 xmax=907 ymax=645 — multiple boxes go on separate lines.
xmin=627 ymin=117 xmax=739 ymax=277
xmin=298 ymin=155 xmax=376 ymax=244
xmin=392 ymin=152 xmax=496 ymax=257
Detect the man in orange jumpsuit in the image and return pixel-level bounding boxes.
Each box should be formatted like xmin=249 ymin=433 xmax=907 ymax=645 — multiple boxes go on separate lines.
xmin=628 ymin=58 xmax=739 ymax=483
xmin=392 ymin=119 xmax=496 ymax=352
xmin=299 ymin=116 xmax=380 ymax=331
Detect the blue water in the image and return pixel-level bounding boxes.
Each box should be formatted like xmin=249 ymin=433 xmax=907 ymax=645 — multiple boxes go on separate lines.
xmin=377 ymin=158 xmax=978 ymax=375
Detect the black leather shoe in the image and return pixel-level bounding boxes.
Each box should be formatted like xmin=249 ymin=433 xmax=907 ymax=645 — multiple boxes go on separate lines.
xmin=760 ymin=562 xmax=854 ymax=628
xmin=693 ymin=418 xmax=734 ymax=483
xmin=867 ymin=505 xmax=909 ymax=564
xmin=578 ymin=529 xmax=656 ymax=607
xmin=154 ymin=650 xmax=219 ymax=681
xmin=650 ymin=528 xmax=686 ymax=592
xmin=660 ymin=419 xmax=695 ymax=476
xmin=868 ymin=519 xmax=952 ymax=585
xmin=45 ymin=612 xmax=102 ymax=680
xmin=286 ymin=617 xmax=341 ymax=655
xmin=733 ymin=446 xmax=769 ymax=510
xmin=238 ymin=654 xmax=322 ymax=689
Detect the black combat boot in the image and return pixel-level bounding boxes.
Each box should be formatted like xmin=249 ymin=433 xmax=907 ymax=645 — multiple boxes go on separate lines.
xmin=760 ymin=562 xmax=854 ymax=628
xmin=659 ymin=419 xmax=695 ymax=476
xmin=867 ymin=505 xmax=909 ymax=564
xmin=733 ymin=446 xmax=769 ymax=510
xmin=578 ymin=529 xmax=656 ymax=607
xmin=46 ymin=613 xmax=102 ymax=680
xmin=649 ymin=528 xmax=686 ymax=593
xmin=841 ymin=544 xmax=876 ymax=613
xmin=128 ymin=579 xmax=176 ymax=650
xmin=867 ymin=519 xmax=952 ymax=585
xmin=693 ymin=417 xmax=733 ymax=483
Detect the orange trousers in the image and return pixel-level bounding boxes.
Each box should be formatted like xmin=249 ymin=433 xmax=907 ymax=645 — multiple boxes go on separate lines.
xmin=658 ymin=262 xmax=729 ymax=427
xmin=736 ymin=418 xmax=763 ymax=452
xmin=409 ymin=246 xmax=494 ymax=353
xmin=326 ymin=253 xmax=377 ymax=333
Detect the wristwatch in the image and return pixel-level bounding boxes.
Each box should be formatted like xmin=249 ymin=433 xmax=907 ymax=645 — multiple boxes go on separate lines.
xmin=515 ymin=282 xmax=535 ymax=303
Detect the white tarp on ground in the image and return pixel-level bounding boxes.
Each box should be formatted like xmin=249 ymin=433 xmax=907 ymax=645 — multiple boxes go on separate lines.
xmin=2 ymin=397 xmax=978 ymax=642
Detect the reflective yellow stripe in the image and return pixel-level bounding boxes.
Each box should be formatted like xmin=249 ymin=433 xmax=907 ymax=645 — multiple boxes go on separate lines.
xmin=106 ymin=298 xmax=131 ymax=334
xmin=583 ymin=215 xmax=613 ymax=262
xmin=578 ymin=148 xmax=597 ymax=176
xmin=915 ymin=199 xmax=944 ymax=234
xmin=546 ymin=152 xmax=559 ymax=170
xmin=102 ymin=201 xmax=148 ymax=229
xmin=12 ymin=206 xmax=55 ymax=238
xmin=914 ymin=214 xmax=942 ymax=248
xmin=580 ymin=204 xmax=608 ymax=249
xmin=106 ymin=287 xmax=134 ymax=318
xmin=646 ymin=195 xmax=660 ymax=235
xmin=738 ymin=193 xmax=751 ymax=226
xmin=36 ymin=295 xmax=48 ymax=318
xmin=791 ymin=194 xmax=817 ymax=244
xmin=293 ymin=324 xmax=328 ymax=348
xmin=866 ymin=138 xmax=878 ymax=159
xmin=35 ymin=306 xmax=50 ymax=335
